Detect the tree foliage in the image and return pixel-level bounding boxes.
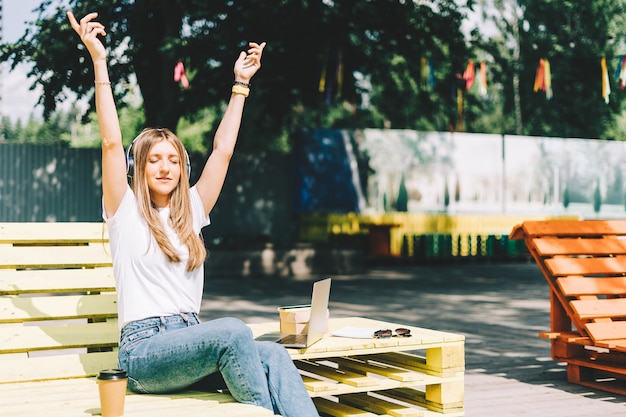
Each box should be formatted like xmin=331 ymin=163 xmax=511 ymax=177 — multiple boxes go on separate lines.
xmin=472 ymin=0 xmax=626 ymax=139
xmin=1 ymin=0 xmax=471 ymax=150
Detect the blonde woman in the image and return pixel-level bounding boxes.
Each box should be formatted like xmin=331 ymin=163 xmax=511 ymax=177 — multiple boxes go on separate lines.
xmin=68 ymin=11 xmax=318 ymax=417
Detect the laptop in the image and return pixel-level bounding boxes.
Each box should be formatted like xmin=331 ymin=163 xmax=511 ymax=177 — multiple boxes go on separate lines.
xmin=255 ymin=278 xmax=331 ymax=348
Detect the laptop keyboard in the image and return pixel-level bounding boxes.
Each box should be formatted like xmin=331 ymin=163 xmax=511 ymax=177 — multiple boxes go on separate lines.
xmin=279 ymin=334 xmax=307 ymax=345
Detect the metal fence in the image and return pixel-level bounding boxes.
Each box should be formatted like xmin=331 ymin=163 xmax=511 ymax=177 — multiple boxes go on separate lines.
xmin=0 ymin=143 xmax=102 ymax=222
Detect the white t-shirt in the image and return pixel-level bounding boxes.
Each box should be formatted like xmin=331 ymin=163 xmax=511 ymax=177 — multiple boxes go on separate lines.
xmin=104 ymin=186 xmax=210 ymax=328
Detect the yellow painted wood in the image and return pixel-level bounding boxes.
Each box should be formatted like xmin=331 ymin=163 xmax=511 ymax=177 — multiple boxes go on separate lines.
xmin=0 ymin=268 xmax=115 ymax=295
xmin=0 ymin=222 xmax=109 ymax=244
xmin=333 ymin=356 xmax=424 ymax=382
xmin=381 ymin=387 xmax=465 ymax=414
xmin=0 ymin=378 xmax=276 ymax=417
xmin=0 ymin=244 xmax=112 ymax=269
xmin=0 ymin=320 xmax=118 ymax=353
xmin=296 ymin=359 xmax=380 ymax=387
xmin=313 ymin=397 xmax=379 ymax=417
xmin=301 ymin=374 xmax=339 ymax=392
xmin=0 ymin=350 xmax=118 ymax=383
xmin=0 ymin=293 xmax=117 ymax=323
xmin=340 ymin=392 xmax=424 ymax=417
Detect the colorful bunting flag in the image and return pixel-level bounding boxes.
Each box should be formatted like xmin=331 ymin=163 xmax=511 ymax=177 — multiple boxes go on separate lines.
xmin=616 ymin=55 xmax=626 ymax=90
xmin=174 ymin=60 xmax=189 ymax=89
xmin=479 ymin=61 xmax=487 ymax=97
xmin=534 ymin=58 xmax=552 ymax=100
xmin=463 ymin=59 xmax=475 ymax=91
xmin=601 ymin=56 xmax=611 ymax=104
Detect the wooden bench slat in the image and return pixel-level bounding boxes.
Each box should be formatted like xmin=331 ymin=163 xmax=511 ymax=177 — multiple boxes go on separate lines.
xmin=340 ymin=392 xmax=422 ymax=417
xmin=557 ymin=276 xmax=626 ymax=296
xmin=0 ymin=350 xmax=118 ymax=383
xmin=0 ymin=222 xmax=109 ymax=244
xmin=518 ymin=220 xmax=626 ymax=237
xmin=585 ymin=321 xmax=626 ymax=342
xmin=313 ymin=397 xmax=379 ymax=417
xmin=0 ymin=244 xmax=112 ymax=269
xmin=0 ymin=320 xmax=118 ymax=353
xmin=0 ymin=379 xmax=276 ymax=417
xmin=333 ymin=356 xmax=424 ymax=382
xmin=570 ymin=299 xmax=626 ymax=320
xmin=533 ymin=237 xmax=626 ymax=256
xmin=545 ymin=256 xmax=626 ymax=277
xmin=0 ymin=293 xmax=117 ymax=323
xmin=0 ymin=268 xmax=115 ymax=295
xmin=296 ymin=360 xmax=381 ymax=387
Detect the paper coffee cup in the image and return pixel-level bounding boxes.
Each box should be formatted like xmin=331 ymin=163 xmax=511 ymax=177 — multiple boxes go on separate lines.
xmin=97 ymin=369 xmax=128 ymax=417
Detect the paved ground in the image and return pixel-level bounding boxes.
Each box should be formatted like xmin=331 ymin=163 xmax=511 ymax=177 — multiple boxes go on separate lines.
xmin=199 ymin=261 xmax=626 ymax=417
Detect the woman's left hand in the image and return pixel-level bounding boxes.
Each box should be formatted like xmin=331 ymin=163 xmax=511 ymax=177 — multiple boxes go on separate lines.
xmin=234 ymin=42 xmax=266 ymax=84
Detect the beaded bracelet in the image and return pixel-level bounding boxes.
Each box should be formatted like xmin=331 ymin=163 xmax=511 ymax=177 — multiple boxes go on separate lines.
xmin=94 ymin=80 xmax=111 ymax=86
xmin=233 ymin=80 xmax=250 ymax=88
xmin=232 ymin=84 xmax=250 ymax=97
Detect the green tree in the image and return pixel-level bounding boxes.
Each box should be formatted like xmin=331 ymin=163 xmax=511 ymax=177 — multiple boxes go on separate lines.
xmin=1 ymin=0 xmax=471 ymax=150
xmin=470 ymin=0 xmax=626 ymax=139
xmin=517 ymin=0 xmax=626 ymax=139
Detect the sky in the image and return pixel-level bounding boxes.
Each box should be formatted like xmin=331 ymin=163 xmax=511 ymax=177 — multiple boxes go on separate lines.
xmin=2 ymin=0 xmax=47 ymax=122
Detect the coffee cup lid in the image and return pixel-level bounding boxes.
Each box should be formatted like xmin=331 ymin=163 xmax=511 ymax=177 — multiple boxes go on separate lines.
xmin=97 ymin=369 xmax=127 ymax=380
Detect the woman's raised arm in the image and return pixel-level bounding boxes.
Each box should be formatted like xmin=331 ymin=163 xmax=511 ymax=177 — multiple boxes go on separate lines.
xmin=195 ymin=41 xmax=266 ymax=216
xmin=67 ymin=12 xmax=127 ymax=218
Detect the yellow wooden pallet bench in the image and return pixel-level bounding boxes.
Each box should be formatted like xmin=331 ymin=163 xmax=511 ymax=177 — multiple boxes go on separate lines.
xmin=0 ymin=222 xmax=465 ymax=417
xmin=0 ymin=222 xmax=274 ymax=417
xmin=510 ymin=219 xmax=626 ymax=396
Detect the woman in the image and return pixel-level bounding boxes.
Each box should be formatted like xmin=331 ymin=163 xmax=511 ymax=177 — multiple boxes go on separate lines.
xmin=67 ymin=11 xmax=318 ymax=417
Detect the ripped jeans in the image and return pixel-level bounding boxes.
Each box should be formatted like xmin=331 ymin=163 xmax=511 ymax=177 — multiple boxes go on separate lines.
xmin=118 ymin=314 xmax=318 ymax=417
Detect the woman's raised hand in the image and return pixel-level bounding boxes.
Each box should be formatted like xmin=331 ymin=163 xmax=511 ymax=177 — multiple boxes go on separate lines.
xmin=234 ymin=42 xmax=266 ymax=84
xmin=67 ymin=11 xmax=107 ymax=63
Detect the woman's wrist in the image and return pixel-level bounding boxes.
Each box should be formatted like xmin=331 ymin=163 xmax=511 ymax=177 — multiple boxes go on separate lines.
xmin=231 ymin=81 xmax=250 ymax=97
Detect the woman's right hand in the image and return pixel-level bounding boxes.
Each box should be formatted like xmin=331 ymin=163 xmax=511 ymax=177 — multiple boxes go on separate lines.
xmin=67 ymin=11 xmax=107 ymax=63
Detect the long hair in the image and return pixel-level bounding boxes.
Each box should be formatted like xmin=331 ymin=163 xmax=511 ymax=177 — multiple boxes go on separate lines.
xmin=130 ymin=128 xmax=206 ymax=272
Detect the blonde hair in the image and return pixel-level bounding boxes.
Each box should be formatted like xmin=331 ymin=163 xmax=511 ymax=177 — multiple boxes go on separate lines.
xmin=130 ymin=128 xmax=206 ymax=272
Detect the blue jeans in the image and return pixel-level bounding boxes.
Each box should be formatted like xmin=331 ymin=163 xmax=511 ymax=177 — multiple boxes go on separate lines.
xmin=118 ymin=314 xmax=318 ymax=417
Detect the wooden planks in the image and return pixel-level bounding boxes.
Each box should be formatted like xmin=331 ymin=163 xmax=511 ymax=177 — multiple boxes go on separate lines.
xmin=0 ymin=244 xmax=112 ymax=269
xmin=0 ymin=293 xmax=117 ymax=323
xmin=511 ymin=219 xmax=626 ymax=395
xmin=0 ymin=320 xmax=119 ymax=353
xmin=0 ymin=268 xmax=115 ymax=295
xmin=0 ymin=222 xmax=109 ymax=244
xmin=0 ymin=222 xmax=466 ymax=416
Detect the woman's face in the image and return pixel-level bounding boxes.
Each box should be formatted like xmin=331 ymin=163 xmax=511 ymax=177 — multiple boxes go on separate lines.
xmin=145 ymin=140 xmax=182 ymax=207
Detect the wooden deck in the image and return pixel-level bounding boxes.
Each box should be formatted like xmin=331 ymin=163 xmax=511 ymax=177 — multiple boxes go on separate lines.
xmin=200 ymin=262 xmax=626 ymax=417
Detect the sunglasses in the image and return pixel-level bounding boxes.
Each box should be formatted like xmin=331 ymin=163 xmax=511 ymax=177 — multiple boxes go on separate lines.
xmin=373 ymin=328 xmax=412 ymax=338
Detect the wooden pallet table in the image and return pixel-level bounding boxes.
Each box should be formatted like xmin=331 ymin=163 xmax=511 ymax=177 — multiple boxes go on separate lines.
xmin=511 ymin=219 xmax=626 ymax=396
xmin=250 ymin=317 xmax=465 ymax=417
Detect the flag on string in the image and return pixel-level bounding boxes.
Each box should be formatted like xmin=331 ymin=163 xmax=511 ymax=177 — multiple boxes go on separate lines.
xmin=463 ymin=59 xmax=475 ymax=91
xmin=336 ymin=47 xmax=343 ymax=96
xmin=318 ymin=49 xmax=328 ymax=93
xmin=420 ymin=57 xmax=436 ymax=90
xmin=616 ymin=55 xmax=626 ymax=90
xmin=174 ymin=60 xmax=189 ymax=89
xmin=601 ymin=56 xmax=611 ymax=104
xmin=457 ymin=88 xmax=464 ymax=132
xmin=534 ymin=58 xmax=552 ymax=100
xmin=478 ymin=61 xmax=487 ymax=97
xmin=421 ymin=57 xmax=428 ymax=88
